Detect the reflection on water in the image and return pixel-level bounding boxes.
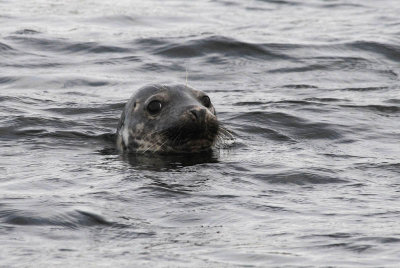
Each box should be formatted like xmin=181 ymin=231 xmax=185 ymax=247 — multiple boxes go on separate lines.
xmin=121 ymin=151 xmax=219 ymax=171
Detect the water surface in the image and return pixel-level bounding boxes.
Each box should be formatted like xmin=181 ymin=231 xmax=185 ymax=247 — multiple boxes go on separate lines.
xmin=1 ymin=0 xmax=400 ymax=267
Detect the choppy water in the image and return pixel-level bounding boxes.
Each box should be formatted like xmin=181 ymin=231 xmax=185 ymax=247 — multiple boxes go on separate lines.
xmin=1 ymin=0 xmax=400 ymax=267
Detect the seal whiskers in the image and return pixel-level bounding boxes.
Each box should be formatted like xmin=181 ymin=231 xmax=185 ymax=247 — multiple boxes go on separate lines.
xmin=214 ymin=124 xmax=235 ymax=149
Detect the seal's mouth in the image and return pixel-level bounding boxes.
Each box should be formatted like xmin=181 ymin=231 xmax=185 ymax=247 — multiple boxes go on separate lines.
xmin=172 ymin=137 xmax=215 ymax=152
xmin=163 ymin=120 xmax=219 ymax=152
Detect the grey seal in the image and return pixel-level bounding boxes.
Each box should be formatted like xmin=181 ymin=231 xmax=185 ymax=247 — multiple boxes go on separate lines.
xmin=116 ymin=84 xmax=220 ymax=153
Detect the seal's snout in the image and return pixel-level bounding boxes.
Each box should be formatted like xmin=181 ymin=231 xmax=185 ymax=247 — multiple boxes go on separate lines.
xmin=189 ymin=107 xmax=206 ymax=123
xmin=162 ymin=104 xmax=218 ymax=150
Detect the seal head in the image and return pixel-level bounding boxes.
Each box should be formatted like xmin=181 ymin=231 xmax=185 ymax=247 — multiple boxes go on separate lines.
xmin=116 ymin=84 xmax=219 ymax=153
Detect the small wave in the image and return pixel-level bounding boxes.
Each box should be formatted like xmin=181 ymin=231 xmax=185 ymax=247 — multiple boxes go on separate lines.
xmin=252 ymin=170 xmax=348 ymax=185
xmin=2 ymin=59 xmax=64 ymax=69
xmin=305 ymin=97 xmax=348 ymax=103
xmin=0 ymin=76 xmax=18 ymax=84
xmin=357 ymin=237 xmax=400 ymax=244
xmin=94 ymin=55 xmax=141 ymax=65
xmin=256 ymin=0 xmax=300 ymax=5
xmin=341 ymin=86 xmax=388 ymax=91
xmin=386 ymin=99 xmax=400 ymax=104
xmin=236 ymin=124 xmax=294 ymax=142
xmin=0 ymin=74 xmax=112 ymax=88
xmin=269 ymin=64 xmax=328 ymax=73
xmin=319 ymin=243 xmax=372 ymax=253
xmin=281 ymin=84 xmax=318 ymax=89
xmin=86 ymin=15 xmax=137 ymax=26
xmin=9 ymin=36 xmax=132 ymax=54
xmin=0 ymin=42 xmax=14 ymax=51
xmin=233 ymin=101 xmax=267 ymax=106
xmin=44 ymin=102 xmax=125 ymax=115
xmin=66 ymin=43 xmax=131 ymax=54
xmin=0 ymin=95 xmax=56 ymax=106
xmin=0 ymin=41 xmax=17 ymax=56
xmin=270 ymin=55 xmax=373 ymax=73
xmin=14 ymin=29 xmax=40 ymax=35
xmin=140 ymin=62 xmax=185 ymax=72
xmin=340 ymin=104 xmax=400 ymax=114
xmin=9 ymin=128 xmax=115 ymax=142
xmin=136 ymin=185 xmax=191 ymax=198
xmin=274 ymin=100 xmax=328 ymax=106
xmin=5 ymin=115 xmax=79 ymax=129
xmin=322 ymin=3 xmax=365 ymax=8
xmin=358 ymin=162 xmax=400 ymax=174
xmin=347 ymin=41 xmax=400 ymax=62
xmin=0 ymin=208 xmax=112 ymax=227
xmin=1 ymin=112 xmax=116 ymax=141
xmin=62 ymin=78 xmax=109 ymax=88
xmin=307 ymin=232 xmax=355 ymax=239
xmin=37 ymin=130 xmax=114 ymax=140
xmin=232 ymin=111 xmax=342 ymax=140
xmin=137 ymin=36 xmax=291 ymax=59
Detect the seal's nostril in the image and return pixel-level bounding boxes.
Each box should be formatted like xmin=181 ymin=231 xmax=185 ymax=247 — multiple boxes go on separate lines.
xmin=190 ymin=109 xmax=200 ymax=120
xmin=189 ymin=108 xmax=207 ymax=123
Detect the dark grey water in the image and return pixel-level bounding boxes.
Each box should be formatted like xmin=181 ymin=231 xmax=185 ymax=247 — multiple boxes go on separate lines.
xmin=1 ymin=0 xmax=400 ymax=267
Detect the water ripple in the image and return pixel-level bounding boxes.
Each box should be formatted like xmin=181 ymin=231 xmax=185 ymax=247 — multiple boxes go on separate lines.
xmin=233 ymin=111 xmax=343 ymax=140
xmin=137 ymin=36 xmax=292 ymax=59
xmin=9 ymin=36 xmax=132 ymax=54
xmin=0 ymin=207 xmax=112 ymax=228
xmin=348 ymin=41 xmax=400 ymax=62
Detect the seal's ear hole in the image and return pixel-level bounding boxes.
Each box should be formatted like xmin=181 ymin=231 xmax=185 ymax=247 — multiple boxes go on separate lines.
xmin=147 ymin=100 xmax=162 ymax=115
xmin=201 ymin=96 xmax=211 ymax=108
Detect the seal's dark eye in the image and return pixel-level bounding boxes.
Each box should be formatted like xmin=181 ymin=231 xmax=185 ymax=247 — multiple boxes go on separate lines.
xmin=147 ymin=100 xmax=162 ymax=115
xmin=201 ymin=96 xmax=211 ymax=108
